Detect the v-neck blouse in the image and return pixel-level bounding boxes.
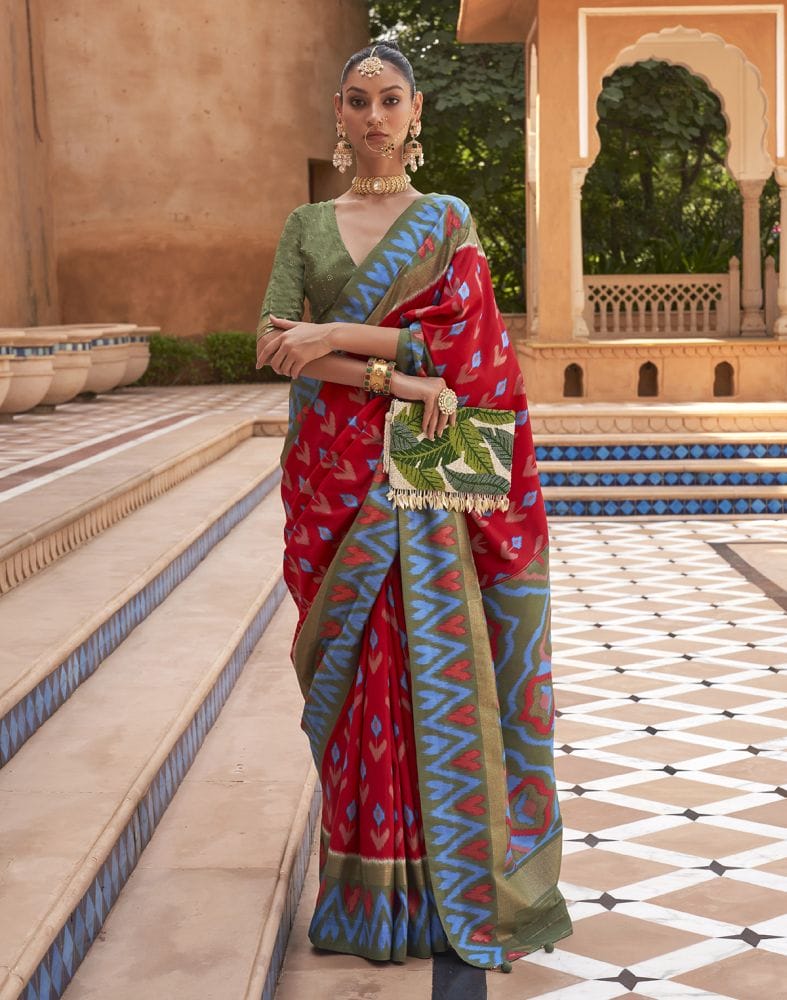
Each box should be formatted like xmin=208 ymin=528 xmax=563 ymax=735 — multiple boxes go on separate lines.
xmin=255 ymin=196 xmax=433 ymax=338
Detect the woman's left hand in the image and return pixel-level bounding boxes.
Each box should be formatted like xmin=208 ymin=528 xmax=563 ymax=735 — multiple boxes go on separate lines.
xmin=256 ymin=315 xmax=333 ymax=378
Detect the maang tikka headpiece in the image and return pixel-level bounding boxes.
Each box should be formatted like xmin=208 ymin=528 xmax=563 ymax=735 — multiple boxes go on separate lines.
xmin=357 ymin=45 xmax=384 ymax=78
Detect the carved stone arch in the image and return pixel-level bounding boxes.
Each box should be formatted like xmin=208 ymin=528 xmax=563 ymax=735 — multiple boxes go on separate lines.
xmin=588 ymin=26 xmax=773 ymax=182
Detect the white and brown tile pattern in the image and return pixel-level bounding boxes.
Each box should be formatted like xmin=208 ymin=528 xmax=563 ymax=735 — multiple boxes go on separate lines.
xmin=534 ymin=517 xmax=787 ymax=999
xmin=0 ymin=384 xmax=289 ymax=495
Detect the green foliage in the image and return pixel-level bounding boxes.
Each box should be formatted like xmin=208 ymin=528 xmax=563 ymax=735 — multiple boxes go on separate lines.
xmin=584 ymin=60 xmax=778 ymax=274
xmin=368 ymin=0 xmax=525 ymax=310
xmin=134 ymin=332 xmax=287 ymax=386
xmin=136 ymin=334 xmax=210 ymax=386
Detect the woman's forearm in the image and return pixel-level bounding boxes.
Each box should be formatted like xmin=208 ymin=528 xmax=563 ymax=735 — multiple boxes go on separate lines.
xmin=299 ymin=352 xmax=412 ymax=397
xmin=326 ymin=322 xmax=400 ymax=360
xmin=299 ymin=352 xmax=377 ymax=389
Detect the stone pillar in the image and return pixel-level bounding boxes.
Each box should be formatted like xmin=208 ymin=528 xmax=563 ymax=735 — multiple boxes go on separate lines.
xmin=570 ymin=166 xmax=590 ymax=340
xmin=525 ymin=42 xmax=539 ymax=340
xmin=739 ymin=178 xmax=767 ymax=336
xmin=774 ymin=167 xmax=787 ymax=339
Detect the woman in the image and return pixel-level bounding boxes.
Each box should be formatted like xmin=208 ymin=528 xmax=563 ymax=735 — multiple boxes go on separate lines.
xmin=255 ymin=41 xmax=573 ymax=972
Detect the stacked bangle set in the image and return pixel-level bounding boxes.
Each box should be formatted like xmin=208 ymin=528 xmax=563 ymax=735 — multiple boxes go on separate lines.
xmin=364 ymin=356 xmax=396 ymax=395
xmin=363 ymin=355 xmax=459 ymax=415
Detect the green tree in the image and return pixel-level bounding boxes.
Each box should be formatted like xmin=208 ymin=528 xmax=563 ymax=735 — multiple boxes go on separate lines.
xmin=584 ymin=60 xmax=778 ymax=274
xmin=368 ymin=0 xmax=526 ymax=310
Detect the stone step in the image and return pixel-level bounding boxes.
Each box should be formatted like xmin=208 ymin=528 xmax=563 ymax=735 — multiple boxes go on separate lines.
xmin=0 ymin=411 xmax=265 ymax=595
xmin=529 ymin=401 xmax=787 ymax=435
xmin=0 ymin=436 xmax=283 ymax=768
xmin=0 ymin=491 xmax=286 ymax=999
xmin=544 ymin=484 xmax=787 ymax=519
xmin=540 ymin=458 xmax=787 ymax=489
xmin=62 ymin=598 xmax=318 ymax=1000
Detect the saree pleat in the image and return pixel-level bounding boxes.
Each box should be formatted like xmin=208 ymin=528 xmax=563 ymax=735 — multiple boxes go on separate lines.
xmin=267 ymin=193 xmax=573 ymax=968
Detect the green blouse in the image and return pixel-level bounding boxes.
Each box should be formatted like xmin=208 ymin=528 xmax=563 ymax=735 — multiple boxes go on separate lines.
xmin=255 ymin=201 xmax=361 ymax=341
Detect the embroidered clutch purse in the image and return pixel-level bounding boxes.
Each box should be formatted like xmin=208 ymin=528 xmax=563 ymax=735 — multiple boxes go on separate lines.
xmin=382 ymin=399 xmax=515 ymax=514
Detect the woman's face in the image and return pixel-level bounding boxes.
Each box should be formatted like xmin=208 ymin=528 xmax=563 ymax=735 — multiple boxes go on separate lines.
xmin=335 ymin=61 xmax=422 ymax=164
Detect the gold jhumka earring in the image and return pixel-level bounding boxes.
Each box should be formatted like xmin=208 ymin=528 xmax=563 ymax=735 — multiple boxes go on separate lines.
xmin=333 ymin=118 xmax=353 ymax=173
xmin=403 ymin=118 xmax=424 ymax=172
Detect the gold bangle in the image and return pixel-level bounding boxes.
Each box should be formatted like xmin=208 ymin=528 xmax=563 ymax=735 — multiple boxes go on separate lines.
xmin=369 ymin=358 xmax=389 ymax=394
xmin=382 ymin=360 xmax=395 ymax=395
xmin=363 ymin=356 xmax=376 ymax=392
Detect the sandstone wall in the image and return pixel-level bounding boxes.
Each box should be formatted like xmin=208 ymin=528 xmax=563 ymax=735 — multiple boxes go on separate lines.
xmin=40 ymin=0 xmax=367 ymax=334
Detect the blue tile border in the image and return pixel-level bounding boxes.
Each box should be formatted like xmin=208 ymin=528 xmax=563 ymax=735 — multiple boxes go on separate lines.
xmin=22 ymin=574 xmax=288 ymax=1000
xmin=537 ymin=442 xmax=787 ymax=462
xmin=261 ymin=784 xmax=322 ymax=1000
xmin=546 ymin=496 xmax=787 ymax=518
xmin=541 ymin=470 xmax=787 ymax=488
xmin=0 ymin=467 xmax=282 ymax=769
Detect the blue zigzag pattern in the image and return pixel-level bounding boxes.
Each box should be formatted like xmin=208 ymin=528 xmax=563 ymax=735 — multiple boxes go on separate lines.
xmin=330 ymin=196 xmax=471 ymax=326
xmin=308 ymin=878 xmax=449 ymax=960
xmin=399 ymin=507 xmax=504 ymax=968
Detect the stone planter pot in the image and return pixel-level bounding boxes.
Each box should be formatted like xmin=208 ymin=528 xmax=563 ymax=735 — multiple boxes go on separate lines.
xmin=78 ymin=324 xmax=136 ymax=394
xmin=24 ymin=327 xmax=92 ymax=406
xmin=118 ymin=326 xmax=158 ymax=386
xmin=0 ymin=348 xmax=12 ymax=410
xmin=0 ymin=331 xmax=59 ymax=415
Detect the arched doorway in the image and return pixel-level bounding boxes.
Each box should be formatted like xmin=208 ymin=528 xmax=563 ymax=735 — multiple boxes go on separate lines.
xmin=571 ymin=27 xmax=774 ymax=341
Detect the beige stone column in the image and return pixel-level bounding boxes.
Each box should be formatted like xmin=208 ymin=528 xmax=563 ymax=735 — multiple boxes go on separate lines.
xmin=525 ymin=42 xmax=540 ymax=340
xmin=774 ymin=167 xmax=787 ymax=339
xmin=739 ymin=178 xmax=767 ymax=335
xmin=570 ymin=166 xmax=590 ymax=340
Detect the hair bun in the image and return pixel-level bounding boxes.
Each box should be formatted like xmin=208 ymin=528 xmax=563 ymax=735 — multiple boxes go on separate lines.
xmin=377 ymin=39 xmax=402 ymax=52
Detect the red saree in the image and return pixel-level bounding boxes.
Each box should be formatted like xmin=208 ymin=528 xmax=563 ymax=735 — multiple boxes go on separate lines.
xmin=262 ymin=193 xmax=572 ymax=968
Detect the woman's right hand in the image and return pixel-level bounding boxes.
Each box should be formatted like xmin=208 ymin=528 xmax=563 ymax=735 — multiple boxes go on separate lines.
xmin=391 ymin=372 xmax=458 ymax=440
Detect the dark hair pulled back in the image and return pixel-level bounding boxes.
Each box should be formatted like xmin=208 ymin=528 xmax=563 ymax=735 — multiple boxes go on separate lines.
xmin=340 ymin=40 xmax=416 ymax=98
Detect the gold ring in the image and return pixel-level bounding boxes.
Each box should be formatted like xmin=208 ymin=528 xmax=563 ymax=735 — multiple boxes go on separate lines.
xmin=437 ymin=387 xmax=458 ymax=415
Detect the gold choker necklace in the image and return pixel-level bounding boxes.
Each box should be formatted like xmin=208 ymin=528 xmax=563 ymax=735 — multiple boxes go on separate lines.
xmin=351 ymin=174 xmax=411 ymax=196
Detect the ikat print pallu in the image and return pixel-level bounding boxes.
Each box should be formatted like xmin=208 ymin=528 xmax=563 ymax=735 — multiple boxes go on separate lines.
xmin=383 ymin=399 xmax=515 ymax=514
xmin=257 ymin=192 xmax=574 ymax=969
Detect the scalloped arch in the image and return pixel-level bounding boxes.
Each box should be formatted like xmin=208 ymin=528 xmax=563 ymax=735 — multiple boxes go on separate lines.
xmin=588 ymin=26 xmax=773 ymax=181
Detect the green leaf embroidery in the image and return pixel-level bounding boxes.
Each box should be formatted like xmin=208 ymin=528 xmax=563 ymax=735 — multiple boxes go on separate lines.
xmin=397 ymin=401 xmax=425 ymax=434
xmin=392 ymin=434 xmax=457 ymax=470
xmin=396 ymin=462 xmax=445 ymax=491
xmin=469 ymin=408 xmax=517 ymax=426
xmin=478 ymin=425 xmax=514 ymax=470
xmin=447 ymin=421 xmax=495 ymax=474
xmin=391 ymin=419 xmax=421 ymax=453
xmin=444 ymin=467 xmax=510 ymax=494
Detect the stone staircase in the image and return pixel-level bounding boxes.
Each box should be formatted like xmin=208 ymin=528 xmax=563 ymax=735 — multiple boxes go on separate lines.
xmin=0 ymin=414 xmax=315 ymax=1000
xmin=531 ymin=403 xmax=787 ymax=518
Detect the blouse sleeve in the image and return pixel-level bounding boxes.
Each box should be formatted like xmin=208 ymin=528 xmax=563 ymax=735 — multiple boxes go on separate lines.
xmin=255 ymin=208 xmax=306 ymax=342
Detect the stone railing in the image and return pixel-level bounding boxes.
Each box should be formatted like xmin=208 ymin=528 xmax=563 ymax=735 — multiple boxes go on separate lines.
xmin=583 ymin=259 xmax=741 ymax=337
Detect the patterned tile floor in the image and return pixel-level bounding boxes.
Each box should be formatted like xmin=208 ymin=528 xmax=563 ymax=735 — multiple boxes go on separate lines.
xmin=539 ymin=517 xmax=787 ymax=999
